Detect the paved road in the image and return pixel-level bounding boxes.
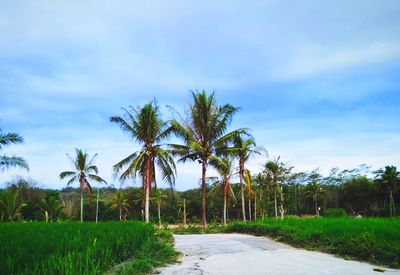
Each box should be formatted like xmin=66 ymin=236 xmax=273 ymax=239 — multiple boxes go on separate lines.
xmin=157 ymin=234 xmax=400 ymax=275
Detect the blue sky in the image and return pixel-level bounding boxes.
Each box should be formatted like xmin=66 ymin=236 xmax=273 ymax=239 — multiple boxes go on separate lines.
xmin=1 ymin=1 xmax=400 ymax=190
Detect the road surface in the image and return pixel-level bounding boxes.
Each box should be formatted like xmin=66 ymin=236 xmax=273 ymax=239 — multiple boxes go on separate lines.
xmin=156 ymin=233 xmax=400 ymax=275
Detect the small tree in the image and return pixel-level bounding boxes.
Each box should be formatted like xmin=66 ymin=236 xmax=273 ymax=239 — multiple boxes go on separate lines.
xmin=59 ymin=149 xmax=106 ymax=222
xmin=109 ymin=191 xmax=130 ymax=221
xmin=0 ymin=189 xmax=26 ymax=221
xmin=151 ymin=189 xmax=167 ymax=226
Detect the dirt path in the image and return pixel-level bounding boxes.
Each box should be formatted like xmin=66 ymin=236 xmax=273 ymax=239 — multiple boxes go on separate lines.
xmin=156 ymin=234 xmax=400 ymax=275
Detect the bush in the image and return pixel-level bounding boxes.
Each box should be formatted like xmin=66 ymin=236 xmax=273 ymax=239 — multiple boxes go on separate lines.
xmin=324 ymin=208 xmax=347 ymax=217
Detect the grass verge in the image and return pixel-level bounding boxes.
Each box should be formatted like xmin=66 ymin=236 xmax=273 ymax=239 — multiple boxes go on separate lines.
xmin=226 ymin=218 xmax=400 ymax=268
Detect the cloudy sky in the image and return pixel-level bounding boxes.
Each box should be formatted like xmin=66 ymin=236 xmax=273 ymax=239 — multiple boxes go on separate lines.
xmin=1 ymin=1 xmax=400 ymax=190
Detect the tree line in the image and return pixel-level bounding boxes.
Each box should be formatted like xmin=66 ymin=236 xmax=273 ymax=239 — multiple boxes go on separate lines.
xmin=1 ymin=91 xmax=399 ymax=225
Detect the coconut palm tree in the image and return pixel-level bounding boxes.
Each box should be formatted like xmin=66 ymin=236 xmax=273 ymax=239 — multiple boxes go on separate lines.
xmin=213 ymin=157 xmax=236 ymax=225
xmin=376 ymin=166 xmax=400 ymax=217
xmin=151 ymin=189 xmax=167 ymax=226
xmin=304 ymin=181 xmax=325 ymax=217
xmin=169 ymin=90 xmax=245 ymax=227
xmin=0 ymin=129 xmax=29 ymax=172
xmin=39 ymin=197 xmax=64 ymax=222
xmin=109 ymin=191 xmax=130 ymax=221
xmin=0 ymin=189 xmax=26 ymax=221
xmin=110 ymin=101 xmax=176 ymax=223
xmin=59 ymin=149 xmax=106 ymax=222
xmin=233 ymin=135 xmax=262 ymax=221
xmin=263 ymin=157 xmax=287 ymax=219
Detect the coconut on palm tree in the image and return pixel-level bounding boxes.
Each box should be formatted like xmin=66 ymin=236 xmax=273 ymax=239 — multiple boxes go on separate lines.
xmin=169 ymin=90 xmax=245 ymax=227
xmin=233 ymin=136 xmax=261 ymax=222
xmin=59 ymin=149 xmax=106 ymax=222
xmin=0 ymin=128 xmax=29 ymax=172
xmin=110 ymin=101 xmax=176 ymax=223
xmin=109 ymin=191 xmax=130 ymax=221
xmin=151 ymin=189 xmax=167 ymax=226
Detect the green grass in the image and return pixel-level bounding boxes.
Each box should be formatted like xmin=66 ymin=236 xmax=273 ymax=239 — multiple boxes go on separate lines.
xmin=0 ymin=221 xmax=178 ymax=275
xmin=226 ymin=217 xmax=400 ymax=268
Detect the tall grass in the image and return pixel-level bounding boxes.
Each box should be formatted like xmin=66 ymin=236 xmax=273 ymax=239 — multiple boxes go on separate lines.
xmin=0 ymin=221 xmax=172 ymax=274
xmin=227 ymin=218 xmax=400 ymax=268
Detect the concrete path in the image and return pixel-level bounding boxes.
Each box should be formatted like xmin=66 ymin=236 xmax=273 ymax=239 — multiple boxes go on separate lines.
xmin=156 ymin=234 xmax=400 ymax=275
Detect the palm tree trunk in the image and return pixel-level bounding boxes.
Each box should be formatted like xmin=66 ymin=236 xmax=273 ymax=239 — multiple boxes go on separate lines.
xmin=183 ymin=198 xmax=187 ymax=227
xmin=390 ymin=190 xmax=394 ymax=217
xmin=158 ymin=201 xmax=161 ymax=227
xmin=80 ymin=191 xmax=83 ymax=223
xmin=274 ymin=188 xmax=278 ymax=218
xmin=145 ymin=157 xmax=151 ymax=223
xmin=254 ymin=192 xmax=257 ymax=221
xmin=119 ymin=207 xmax=122 ymax=221
xmin=96 ymin=185 xmax=100 ymax=224
xmin=248 ymin=196 xmax=252 ymax=222
xmin=280 ymin=186 xmax=284 ymax=220
xmin=223 ymin=182 xmax=227 ymax=226
xmin=239 ymin=164 xmax=247 ymax=221
xmin=201 ymin=161 xmax=207 ymax=228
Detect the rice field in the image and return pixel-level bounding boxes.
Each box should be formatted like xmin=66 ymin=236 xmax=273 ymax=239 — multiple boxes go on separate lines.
xmin=0 ymin=221 xmax=176 ymax=275
xmin=227 ymin=217 xmax=400 ymax=268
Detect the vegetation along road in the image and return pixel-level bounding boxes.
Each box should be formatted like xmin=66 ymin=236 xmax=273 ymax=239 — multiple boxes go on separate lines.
xmin=157 ymin=234 xmax=400 ymax=275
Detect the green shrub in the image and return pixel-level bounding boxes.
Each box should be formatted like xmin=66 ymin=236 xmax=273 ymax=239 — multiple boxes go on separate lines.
xmin=324 ymin=208 xmax=347 ymax=217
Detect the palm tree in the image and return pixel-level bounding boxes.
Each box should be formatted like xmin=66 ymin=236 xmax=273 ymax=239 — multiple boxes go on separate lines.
xmin=109 ymin=191 xmax=130 ymax=221
xmin=59 ymin=149 xmax=106 ymax=222
xmin=151 ymin=189 xmax=167 ymax=226
xmin=0 ymin=189 xmax=26 ymax=221
xmin=169 ymin=90 xmax=245 ymax=227
xmin=0 ymin=129 xmax=29 ymax=172
xmin=39 ymin=197 xmax=64 ymax=222
xmin=233 ymin=136 xmax=261 ymax=222
xmin=263 ymin=157 xmax=286 ymax=219
xmin=376 ymin=166 xmax=400 ymax=217
xmin=304 ymin=182 xmax=325 ymax=217
xmin=110 ymin=101 xmax=176 ymax=223
xmin=213 ymin=157 xmax=236 ymax=225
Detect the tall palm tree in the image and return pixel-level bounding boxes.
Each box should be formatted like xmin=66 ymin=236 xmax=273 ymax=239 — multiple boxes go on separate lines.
xmin=110 ymin=101 xmax=176 ymax=223
xmin=376 ymin=166 xmax=400 ymax=217
xmin=0 ymin=189 xmax=26 ymax=221
xmin=304 ymin=181 xmax=325 ymax=217
xmin=59 ymin=149 xmax=106 ymax=222
xmin=213 ymin=157 xmax=236 ymax=225
xmin=0 ymin=129 xmax=29 ymax=172
xmin=233 ymin=135 xmax=261 ymax=222
xmin=151 ymin=189 xmax=167 ymax=226
xmin=169 ymin=90 xmax=245 ymax=227
xmin=109 ymin=191 xmax=130 ymax=221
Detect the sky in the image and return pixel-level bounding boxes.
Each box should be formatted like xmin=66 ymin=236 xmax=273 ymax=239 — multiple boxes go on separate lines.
xmin=1 ymin=1 xmax=400 ymax=190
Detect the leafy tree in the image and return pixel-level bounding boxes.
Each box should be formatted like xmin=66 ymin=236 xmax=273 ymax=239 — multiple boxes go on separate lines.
xmin=109 ymin=191 xmax=130 ymax=221
xmin=59 ymin=149 xmax=106 ymax=222
xmin=0 ymin=189 xmax=26 ymax=221
xmin=151 ymin=189 xmax=167 ymax=226
xmin=169 ymin=90 xmax=244 ymax=227
xmin=0 ymin=129 xmax=29 ymax=172
xmin=375 ymin=166 xmax=400 ymax=217
xmin=111 ymin=101 xmax=176 ymax=223
xmin=342 ymin=176 xmax=376 ymax=216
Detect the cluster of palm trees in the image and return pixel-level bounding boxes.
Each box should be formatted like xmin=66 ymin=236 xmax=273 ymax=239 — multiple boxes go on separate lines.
xmin=58 ymin=91 xmax=264 ymax=226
